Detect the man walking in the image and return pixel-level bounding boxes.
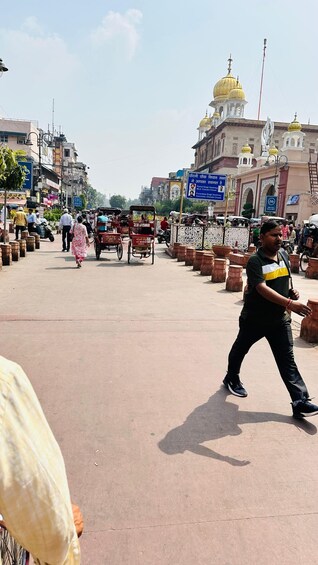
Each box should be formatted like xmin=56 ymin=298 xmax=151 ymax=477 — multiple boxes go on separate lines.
xmin=223 ymin=220 xmax=318 ymax=419
xmin=59 ymin=208 xmax=73 ymax=252
xmin=13 ymin=206 xmax=27 ymax=240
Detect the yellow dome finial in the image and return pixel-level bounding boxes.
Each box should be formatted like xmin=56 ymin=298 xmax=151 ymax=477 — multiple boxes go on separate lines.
xmin=269 ymin=145 xmax=279 ymax=156
xmin=241 ymin=141 xmax=252 ymax=153
xmin=288 ymin=112 xmax=302 ymax=132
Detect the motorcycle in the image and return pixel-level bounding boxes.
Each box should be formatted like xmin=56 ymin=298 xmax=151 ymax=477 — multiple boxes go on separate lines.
xmin=157 ymin=228 xmax=171 ymax=246
xmin=36 ymin=219 xmax=55 ymax=242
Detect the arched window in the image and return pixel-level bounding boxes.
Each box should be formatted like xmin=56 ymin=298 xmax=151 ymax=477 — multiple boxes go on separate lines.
xmin=243 ymin=157 xmax=247 ymax=164
xmin=286 ymin=138 xmax=289 ymax=146
xmin=290 ymin=138 xmax=295 ymax=147
xmin=297 ymin=138 xmax=301 ymax=147
xmin=259 ymin=183 xmax=275 ymax=214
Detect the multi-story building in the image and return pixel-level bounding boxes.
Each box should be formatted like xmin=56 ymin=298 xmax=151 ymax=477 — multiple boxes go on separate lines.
xmin=54 ymin=138 xmax=89 ymax=208
xmin=0 ymin=118 xmax=60 ymax=208
xmin=192 ymin=57 xmax=318 ymax=222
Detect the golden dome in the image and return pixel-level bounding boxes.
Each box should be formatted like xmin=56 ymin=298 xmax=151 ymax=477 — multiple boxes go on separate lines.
xmin=228 ymin=83 xmax=245 ymax=100
xmin=288 ymin=113 xmax=302 ymax=132
xmin=269 ymin=145 xmax=279 ymax=156
xmin=199 ymin=112 xmax=212 ymax=128
xmin=213 ymin=72 xmax=238 ymax=101
xmin=241 ymin=142 xmax=251 ymax=153
xmin=212 ymin=111 xmax=220 ymax=119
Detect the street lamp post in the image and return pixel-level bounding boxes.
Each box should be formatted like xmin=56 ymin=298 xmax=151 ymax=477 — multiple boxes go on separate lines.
xmin=264 ymin=154 xmax=289 ymax=190
xmin=0 ymin=58 xmax=9 ymax=241
xmin=264 ymin=154 xmax=288 ymax=215
xmin=25 ymin=131 xmax=54 ymax=205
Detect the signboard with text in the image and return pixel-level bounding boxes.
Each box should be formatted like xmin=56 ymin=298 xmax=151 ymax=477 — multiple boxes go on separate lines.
xmin=73 ymin=196 xmax=83 ymax=208
xmin=18 ymin=161 xmax=33 ymax=191
xmin=265 ymin=195 xmax=277 ymax=213
xmin=186 ymin=172 xmax=226 ymax=201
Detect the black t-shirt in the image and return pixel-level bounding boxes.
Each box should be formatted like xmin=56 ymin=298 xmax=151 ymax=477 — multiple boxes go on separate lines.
xmin=241 ymin=248 xmax=290 ymax=321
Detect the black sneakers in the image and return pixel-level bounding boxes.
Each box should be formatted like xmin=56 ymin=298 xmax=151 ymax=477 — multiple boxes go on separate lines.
xmin=292 ymin=399 xmax=318 ymax=419
xmin=223 ymin=376 xmax=248 ymax=397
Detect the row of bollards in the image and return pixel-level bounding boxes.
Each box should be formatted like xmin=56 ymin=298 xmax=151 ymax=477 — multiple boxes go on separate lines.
xmin=0 ymin=232 xmax=40 ymax=268
xmin=173 ymin=243 xmax=247 ymax=291
xmin=168 ymin=242 xmax=318 ymax=343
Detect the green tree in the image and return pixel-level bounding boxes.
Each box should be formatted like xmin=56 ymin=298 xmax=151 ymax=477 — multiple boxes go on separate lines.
xmin=0 ymin=147 xmax=26 ymax=235
xmin=110 ymin=194 xmax=127 ymax=209
xmin=242 ymin=203 xmax=255 ymax=219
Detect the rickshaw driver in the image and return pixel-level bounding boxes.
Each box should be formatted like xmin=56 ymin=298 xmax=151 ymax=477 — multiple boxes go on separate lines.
xmin=96 ymin=210 xmax=109 ymax=233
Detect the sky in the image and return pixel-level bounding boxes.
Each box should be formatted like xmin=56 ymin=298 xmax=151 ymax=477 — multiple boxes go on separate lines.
xmin=1 ymin=0 xmax=318 ymax=199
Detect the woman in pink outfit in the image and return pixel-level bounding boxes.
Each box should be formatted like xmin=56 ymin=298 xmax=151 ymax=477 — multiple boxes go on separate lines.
xmin=71 ymin=215 xmax=90 ymax=267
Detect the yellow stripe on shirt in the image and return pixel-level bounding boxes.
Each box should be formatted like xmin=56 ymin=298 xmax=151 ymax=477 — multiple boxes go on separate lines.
xmin=263 ymin=265 xmax=289 ymax=280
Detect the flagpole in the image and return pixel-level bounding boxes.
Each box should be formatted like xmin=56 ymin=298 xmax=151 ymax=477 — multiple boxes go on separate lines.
xmin=257 ymin=38 xmax=267 ymax=121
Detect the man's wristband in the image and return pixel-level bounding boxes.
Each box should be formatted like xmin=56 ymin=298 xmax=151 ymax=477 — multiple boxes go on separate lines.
xmin=286 ymin=298 xmax=293 ymax=309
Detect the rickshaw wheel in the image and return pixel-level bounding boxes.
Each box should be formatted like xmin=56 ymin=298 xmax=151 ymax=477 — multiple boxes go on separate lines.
xmin=127 ymin=241 xmax=131 ymax=263
xmin=95 ymin=240 xmax=101 ymax=260
xmin=117 ymin=242 xmax=123 ymax=261
xmin=151 ymin=242 xmax=155 ymax=264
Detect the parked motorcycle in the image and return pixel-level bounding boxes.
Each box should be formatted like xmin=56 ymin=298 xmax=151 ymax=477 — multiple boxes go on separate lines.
xmin=36 ymin=219 xmax=55 ymax=242
xmin=157 ymin=228 xmax=171 ymax=246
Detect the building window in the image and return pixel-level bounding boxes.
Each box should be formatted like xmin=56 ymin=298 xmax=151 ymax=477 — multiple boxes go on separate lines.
xmin=249 ymin=144 xmax=254 ymax=153
xmin=232 ymin=143 xmax=238 ymax=155
xmin=64 ymin=148 xmax=70 ymax=157
xmin=17 ymin=137 xmax=25 ymax=144
xmin=0 ymin=134 xmax=8 ymax=143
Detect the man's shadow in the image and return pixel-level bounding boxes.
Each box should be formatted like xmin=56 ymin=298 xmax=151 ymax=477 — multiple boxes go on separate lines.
xmin=158 ymin=388 xmax=316 ymax=466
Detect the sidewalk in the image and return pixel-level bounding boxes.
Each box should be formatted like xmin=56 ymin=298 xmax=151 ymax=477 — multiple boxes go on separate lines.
xmin=0 ymin=240 xmax=317 ymax=564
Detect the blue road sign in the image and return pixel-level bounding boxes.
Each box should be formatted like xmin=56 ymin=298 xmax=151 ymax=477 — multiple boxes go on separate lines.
xmin=18 ymin=161 xmax=33 ymax=191
xmin=73 ymin=196 xmax=83 ymax=208
xmin=265 ymin=195 xmax=277 ymax=213
xmin=186 ymin=173 xmax=226 ymax=201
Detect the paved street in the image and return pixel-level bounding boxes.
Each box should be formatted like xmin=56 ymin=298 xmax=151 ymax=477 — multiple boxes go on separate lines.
xmin=0 ymin=237 xmax=318 ymax=564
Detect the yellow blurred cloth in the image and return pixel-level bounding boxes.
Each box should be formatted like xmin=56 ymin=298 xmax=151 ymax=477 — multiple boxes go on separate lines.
xmin=0 ymin=356 xmax=80 ymax=564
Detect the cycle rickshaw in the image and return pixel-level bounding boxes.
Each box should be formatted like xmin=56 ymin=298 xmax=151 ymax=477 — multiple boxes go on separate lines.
xmin=94 ymin=207 xmax=123 ymax=261
xmin=127 ymin=205 xmax=156 ymax=264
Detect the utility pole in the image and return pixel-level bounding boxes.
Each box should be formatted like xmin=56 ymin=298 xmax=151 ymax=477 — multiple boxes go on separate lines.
xmin=257 ymin=39 xmax=267 ymax=121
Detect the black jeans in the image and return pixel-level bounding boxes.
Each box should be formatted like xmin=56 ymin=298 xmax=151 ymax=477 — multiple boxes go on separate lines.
xmin=227 ymin=315 xmax=309 ymax=402
xmin=15 ymin=225 xmax=25 ymax=240
xmin=62 ymin=225 xmax=72 ymax=251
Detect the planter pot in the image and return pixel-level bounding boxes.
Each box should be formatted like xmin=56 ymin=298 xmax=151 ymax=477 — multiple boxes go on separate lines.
xmin=212 ymin=244 xmax=232 ymax=258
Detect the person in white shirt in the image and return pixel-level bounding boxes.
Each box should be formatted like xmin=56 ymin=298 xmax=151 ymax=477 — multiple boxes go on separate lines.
xmin=59 ymin=208 xmax=73 ymax=252
xmin=27 ymin=209 xmax=37 ymax=234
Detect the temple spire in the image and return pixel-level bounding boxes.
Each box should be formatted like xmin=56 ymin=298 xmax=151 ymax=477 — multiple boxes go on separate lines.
xmin=227 ymin=54 xmax=233 ymax=74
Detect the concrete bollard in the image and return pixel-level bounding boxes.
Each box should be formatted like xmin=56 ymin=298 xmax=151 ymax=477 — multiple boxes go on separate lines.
xmin=185 ymin=247 xmax=196 ymax=266
xmin=229 ymin=252 xmax=245 ymax=267
xmin=18 ymin=239 xmax=27 ymax=257
xmin=212 ymin=258 xmax=227 ymax=283
xmin=31 ymin=232 xmax=41 ymax=249
xmin=305 ymin=257 xmax=318 ymax=279
xmin=193 ymin=250 xmax=206 ymax=271
xmin=0 ymin=243 xmax=12 ymax=265
xmin=200 ymin=252 xmax=214 ymax=276
xmin=300 ymin=299 xmax=318 ymax=343
xmin=289 ymin=253 xmax=300 ymax=273
xmin=9 ymin=241 xmax=20 ymax=261
xmin=176 ymin=244 xmax=187 ymax=262
xmin=21 ymin=230 xmax=29 ymax=240
xmin=171 ymin=242 xmax=181 ymax=259
xmin=226 ymin=265 xmax=243 ymax=292
xmin=26 ymin=235 xmax=35 ymax=252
